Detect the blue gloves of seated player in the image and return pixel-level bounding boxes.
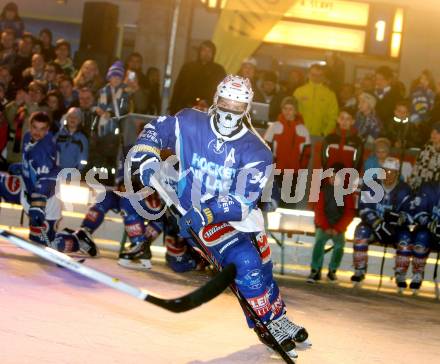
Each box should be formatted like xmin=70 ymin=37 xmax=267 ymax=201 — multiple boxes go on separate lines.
xmin=8 ymin=163 xmax=22 ymax=176
xmin=29 ymin=195 xmax=47 ymax=227
xmin=178 ymin=205 xmax=214 ymax=238
xmin=29 ymin=206 xmax=45 ymax=227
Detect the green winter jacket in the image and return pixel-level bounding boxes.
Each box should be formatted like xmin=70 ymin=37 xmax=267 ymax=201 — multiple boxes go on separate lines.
xmin=294 ymin=81 xmax=339 ymax=137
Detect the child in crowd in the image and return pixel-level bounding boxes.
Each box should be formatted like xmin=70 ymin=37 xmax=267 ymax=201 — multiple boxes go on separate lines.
xmin=410 ymin=70 xmax=436 ymax=124
xmin=388 ymin=99 xmax=411 ymax=147
xmin=321 ymin=107 xmax=363 ymax=171
xmin=263 ymin=96 xmax=311 ymax=208
xmin=55 ymin=107 xmax=88 ymax=171
xmin=307 ymin=162 xmax=356 ymax=283
xmin=96 ymin=60 xmax=130 ymax=135
xmin=355 ymin=92 xmax=382 ymax=143
xmin=363 ymin=137 xmax=391 ymax=181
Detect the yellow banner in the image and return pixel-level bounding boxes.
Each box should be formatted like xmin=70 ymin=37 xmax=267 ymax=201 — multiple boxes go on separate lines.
xmin=212 ymin=0 xmax=295 ymax=74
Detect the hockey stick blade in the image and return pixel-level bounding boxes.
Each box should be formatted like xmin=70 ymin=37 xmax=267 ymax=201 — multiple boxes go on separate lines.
xmin=145 ymin=263 xmax=236 ymax=313
xmin=0 ymin=230 xmax=235 ymax=313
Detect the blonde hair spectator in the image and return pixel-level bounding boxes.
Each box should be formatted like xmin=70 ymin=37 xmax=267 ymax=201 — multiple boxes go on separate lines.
xmin=74 ymin=59 xmax=103 ymax=94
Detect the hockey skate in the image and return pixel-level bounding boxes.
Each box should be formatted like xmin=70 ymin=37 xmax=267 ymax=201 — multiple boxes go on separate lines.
xmin=118 ymin=241 xmax=152 ymax=270
xmin=275 ymin=314 xmax=311 ymax=349
xmin=409 ymin=272 xmax=423 ymax=295
xmin=306 ymin=269 xmax=321 ymax=284
xmin=351 ymin=269 xmax=365 ymax=287
xmin=254 ymin=320 xmax=298 ymax=359
xmin=395 ymin=272 xmax=407 ymax=294
xmin=75 ymin=229 xmax=99 ymax=257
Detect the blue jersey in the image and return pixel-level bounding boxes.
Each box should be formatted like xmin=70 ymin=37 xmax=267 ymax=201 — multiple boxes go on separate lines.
xmin=405 ymin=183 xmax=433 ymax=227
xmin=133 ymin=108 xmax=273 ymax=231
xmin=418 ymin=182 xmax=440 ymax=224
xmin=359 ymin=180 xmax=412 ymax=226
xmin=22 ymin=132 xmax=59 ymax=200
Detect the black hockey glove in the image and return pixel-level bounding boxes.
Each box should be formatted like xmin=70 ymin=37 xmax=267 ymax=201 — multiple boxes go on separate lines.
xmin=129 ymin=154 xmax=160 ymax=191
xmin=383 ymin=211 xmax=406 ymax=226
xmin=428 ymin=220 xmax=440 ymax=239
xmin=373 ymin=219 xmax=394 ymax=243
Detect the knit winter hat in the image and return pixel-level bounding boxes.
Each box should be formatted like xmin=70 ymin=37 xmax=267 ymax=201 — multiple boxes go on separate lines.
xmin=107 ymin=60 xmax=125 ymax=80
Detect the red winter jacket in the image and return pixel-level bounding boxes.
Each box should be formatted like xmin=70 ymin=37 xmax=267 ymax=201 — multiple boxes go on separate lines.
xmin=321 ymin=126 xmax=363 ymax=171
xmin=314 ymin=182 xmax=356 ymax=233
xmin=267 ymin=112 xmax=311 ymax=171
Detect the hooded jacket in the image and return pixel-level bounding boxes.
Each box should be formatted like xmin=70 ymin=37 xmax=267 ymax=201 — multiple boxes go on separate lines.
xmin=169 ymin=41 xmax=226 ymax=114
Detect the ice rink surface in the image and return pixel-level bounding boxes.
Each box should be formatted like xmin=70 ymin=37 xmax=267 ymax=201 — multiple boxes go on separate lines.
xmin=1 ymin=239 xmax=440 ymax=364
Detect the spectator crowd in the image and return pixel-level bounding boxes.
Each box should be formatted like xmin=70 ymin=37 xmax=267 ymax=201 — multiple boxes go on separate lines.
xmin=0 ymin=2 xmax=162 ymax=181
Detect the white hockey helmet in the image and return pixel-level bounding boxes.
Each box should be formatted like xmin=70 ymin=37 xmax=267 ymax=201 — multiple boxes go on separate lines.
xmin=382 ymin=157 xmax=400 ymax=171
xmin=212 ymin=75 xmax=253 ymax=135
xmin=214 ymin=75 xmax=253 ymax=112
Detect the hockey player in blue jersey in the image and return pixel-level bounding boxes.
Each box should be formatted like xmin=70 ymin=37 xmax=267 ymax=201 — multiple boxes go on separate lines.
xmin=397 ymin=181 xmax=434 ymax=293
xmin=68 ymin=189 xmax=200 ymax=272
xmin=352 ymin=157 xmax=412 ymax=284
xmin=129 ymin=75 xmax=309 ymax=358
xmin=59 ymin=151 xmax=199 ymax=271
xmin=0 ymin=111 xmax=97 ymax=256
xmin=427 ymin=183 xmax=440 ymax=287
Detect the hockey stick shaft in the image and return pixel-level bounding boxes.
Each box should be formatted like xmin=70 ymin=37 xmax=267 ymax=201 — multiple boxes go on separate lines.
xmin=150 ymin=176 xmax=295 ymax=364
xmin=378 ymin=244 xmax=387 ymax=291
xmin=0 ymin=229 xmax=235 ymax=313
xmin=434 ymin=250 xmax=440 ymax=300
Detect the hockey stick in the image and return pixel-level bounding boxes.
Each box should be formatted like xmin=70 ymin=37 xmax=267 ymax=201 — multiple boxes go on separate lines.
xmin=377 ymin=243 xmax=388 ymax=291
xmin=433 ymin=249 xmax=440 ymax=301
xmin=150 ymin=176 xmax=296 ymax=364
xmin=0 ymin=229 xmax=236 ymax=313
